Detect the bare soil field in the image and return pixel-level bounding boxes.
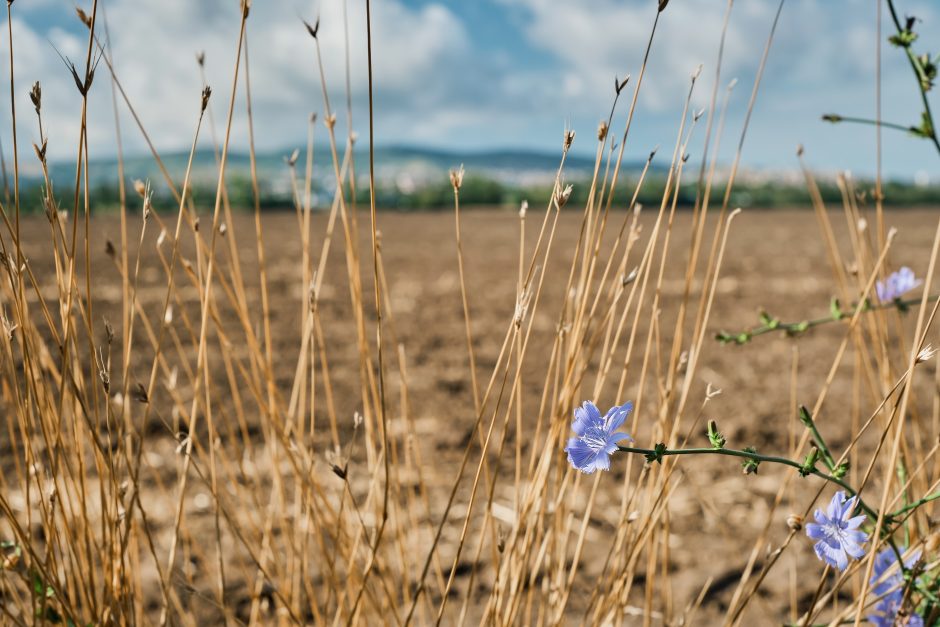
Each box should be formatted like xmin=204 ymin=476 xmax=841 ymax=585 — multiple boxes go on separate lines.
xmin=5 ymin=206 xmax=938 ymax=624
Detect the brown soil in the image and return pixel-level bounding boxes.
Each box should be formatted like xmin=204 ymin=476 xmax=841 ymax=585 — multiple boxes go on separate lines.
xmin=7 ymin=206 xmax=939 ymax=624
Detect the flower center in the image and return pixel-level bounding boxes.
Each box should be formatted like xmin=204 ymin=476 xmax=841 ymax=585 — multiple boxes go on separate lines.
xmin=581 ymin=427 xmax=609 ymax=452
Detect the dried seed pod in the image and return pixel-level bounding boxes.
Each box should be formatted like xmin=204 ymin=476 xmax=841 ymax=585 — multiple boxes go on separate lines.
xmin=29 ymin=81 xmax=41 ymax=114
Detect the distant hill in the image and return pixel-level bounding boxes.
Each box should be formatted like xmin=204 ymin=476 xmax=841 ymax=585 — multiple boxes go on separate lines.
xmin=12 ymin=144 xmax=939 ymax=211
xmin=28 ymin=145 xmax=652 ymax=197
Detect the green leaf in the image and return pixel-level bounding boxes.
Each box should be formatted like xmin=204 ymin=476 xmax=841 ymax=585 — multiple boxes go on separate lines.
xmin=32 ymin=570 xmax=45 ymax=597
xmin=830 ymin=297 xmax=844 ymax=321
xmin=888 ymin=29 xmax=918 ymax=48
xmin=741 ymin=447 xmax=760 ymax=475
xmin=645 ymin=443 xmax=667 ymax=465
xmin=715 ymin=331 xmax=733 ymax=345
xmin=911 ymin=111 xmax=935 ymax=139
xmin=786 ymin=321 xmax=810 ymax=337
xmin=919 ymin=53 xmax=937 ymax=91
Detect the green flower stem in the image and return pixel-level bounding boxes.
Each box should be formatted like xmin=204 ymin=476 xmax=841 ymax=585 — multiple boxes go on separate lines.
xmin=885 ymin=0 xmax=940 ymax=155
xmin=890 ymin=490 xmax=940 ymax=518
xmin=823 ymin=114 xmax=917 ymax=134
xmin=799 ymin=406 xmax=837 ymax=472
xmin=616 ymin=444 xmax=922 ymax=586
xmin=617 ymin=445 xmax=879 ymax=519
xmin=716 ymin=295 xmax=939 ymax=345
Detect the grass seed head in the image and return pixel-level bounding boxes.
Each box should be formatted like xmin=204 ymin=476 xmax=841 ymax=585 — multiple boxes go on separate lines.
xmin=917 ymin=345 xmax=937 ymax=364
xmin=32 ymin=139 xmax=47 ymax=164
xmin=303 ymin=17 xmax=320 ymax=39
xmin=449 ymin=164 xmax=465 ymax=191
xmin=555 ymin=184 xmax=573 ymax=208
xmin=201 ymin=86 xmax=212 ymax=112
xmin=132 ymin=383 xmax=149 ymax=404
xmin=285 ymin=148 xmax=300 ymax=167
xmin=622 ymin=267 xmax=638 ymax=286
xmin=1 ymin=313 xmax=18 ymax=341
xmin=706 ymin=383 xmax=722 ymax=400
xmin=615 ymin=74 xmax=630 ymax=95
xmin=96 ymin=348 xmax=110 ymax=392
xmin=514 ymin=288 xmax=532 ymax=327
xmin=331 ymin=464 xmax=347 ymax=480
xmin=75 ymin=6 xmax=91 ymax=28
xmin=29 ymin=81 xmax=41 ymax=114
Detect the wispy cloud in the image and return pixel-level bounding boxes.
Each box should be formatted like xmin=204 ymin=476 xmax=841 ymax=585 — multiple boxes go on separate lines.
xmin=5 ymin=0 xmax=940 ymax=178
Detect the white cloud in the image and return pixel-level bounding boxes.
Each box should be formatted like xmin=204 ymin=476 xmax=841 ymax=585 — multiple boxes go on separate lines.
xmin=491 ymin=0 xmax=940 ymax=173
xmin=1 ymin=0 xmax=938 ymax=177
xmin=4 ymin=0 xmax=471 ymax=162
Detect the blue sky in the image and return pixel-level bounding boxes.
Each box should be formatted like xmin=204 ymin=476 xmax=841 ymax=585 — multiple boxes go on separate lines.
xmin=8 ymin=0 xmax=940 ymax=180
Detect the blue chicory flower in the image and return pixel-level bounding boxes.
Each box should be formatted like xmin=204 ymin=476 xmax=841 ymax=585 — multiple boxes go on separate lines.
xmin=565 ymin=401 xmax=633 ymax=474
xmin=868 ymin=546 xmax=923 ymax=627
xmin=804 ymin=491 xmax=868 ymax=571
xmin=876 ymin=267 xmax=922 ymax=302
